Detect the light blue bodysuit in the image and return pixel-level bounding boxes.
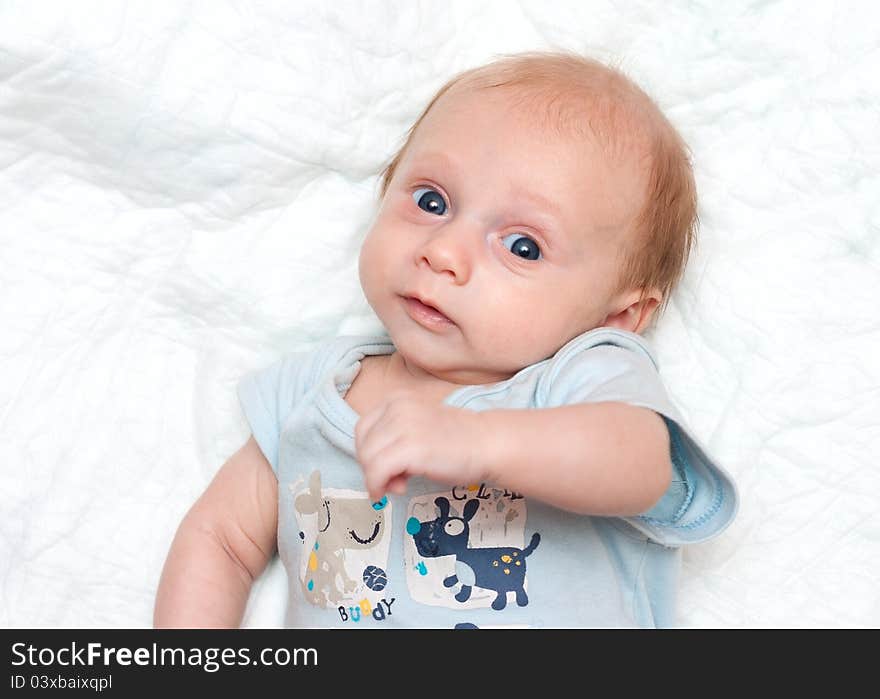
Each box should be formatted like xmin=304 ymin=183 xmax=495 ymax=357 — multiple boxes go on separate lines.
xmin=238 ymin=327 xmax=737 ymax=628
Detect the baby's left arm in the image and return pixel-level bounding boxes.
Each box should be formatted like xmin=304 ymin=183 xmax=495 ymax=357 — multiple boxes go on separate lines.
xmin=355 ymin=392 xmax=671 ymax=516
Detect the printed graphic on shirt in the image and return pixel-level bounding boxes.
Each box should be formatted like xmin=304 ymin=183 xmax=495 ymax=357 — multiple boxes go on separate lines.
xmin=404 ymin=485 xmax=540 ymax=611
xmin=291 ymin=470 xmax=393 ymax=621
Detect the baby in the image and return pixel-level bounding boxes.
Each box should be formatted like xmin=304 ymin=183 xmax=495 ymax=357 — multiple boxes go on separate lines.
xmin=154 ymin=52 xmax=737 ymax=628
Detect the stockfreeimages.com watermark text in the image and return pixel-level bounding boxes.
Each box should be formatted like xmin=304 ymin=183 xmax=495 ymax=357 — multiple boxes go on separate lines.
xmin=11 ymin=641 xmax=317 ymax=674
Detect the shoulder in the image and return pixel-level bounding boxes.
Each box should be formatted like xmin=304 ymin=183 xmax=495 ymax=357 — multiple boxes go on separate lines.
xmin=308 ymin=333 xmax=395 ymax=382
xmin=535 ymin=328 xmax=662 ymax=408
xmin=238 ymin=333 xmax=392 ymax=400
xmin=548 ymin=327 xmax=658 ymax=374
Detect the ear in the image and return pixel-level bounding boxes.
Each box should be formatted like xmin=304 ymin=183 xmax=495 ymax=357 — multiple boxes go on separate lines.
xmin=462 ymin=498 xmax=480 ymax=522
xmin=434 ymin=497 xmax=451 ymax=519
xmin=602 ymin=288 xmax=662 ymax=334
xmin=294 ymin=493 xmax=318 ymax=514
xmin=308 ymin=470 xmax=322 ymax=495
xmin=296 ymin=470 xmax=323 ymax=514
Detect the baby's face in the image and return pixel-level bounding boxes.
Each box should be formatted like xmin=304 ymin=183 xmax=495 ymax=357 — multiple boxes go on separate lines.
xmin=359 ymin=87 xmax=649 ymax=385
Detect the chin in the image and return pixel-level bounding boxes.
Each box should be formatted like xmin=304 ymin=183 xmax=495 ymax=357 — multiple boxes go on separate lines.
xmin=392 ymin=328 xmax=461 ymax=367
xmin=389 ymin=326 xmax=441 ymax=356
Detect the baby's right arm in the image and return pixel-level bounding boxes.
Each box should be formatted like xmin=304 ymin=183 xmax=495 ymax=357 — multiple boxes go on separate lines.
xmin=153 ymin=436 xmax=278 ymax=628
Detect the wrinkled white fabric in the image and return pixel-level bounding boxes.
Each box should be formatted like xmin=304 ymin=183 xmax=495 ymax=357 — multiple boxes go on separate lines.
xmin=1 ymin=0 xmax=877 ymax=628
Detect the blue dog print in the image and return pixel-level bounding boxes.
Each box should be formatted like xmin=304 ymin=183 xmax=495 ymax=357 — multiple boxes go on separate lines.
xmin=409 ymin=497 xmax=540 ymax=610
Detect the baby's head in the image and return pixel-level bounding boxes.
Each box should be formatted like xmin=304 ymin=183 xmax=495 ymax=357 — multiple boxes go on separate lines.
xmin=359 ymin=52 xmax=696 ymax=384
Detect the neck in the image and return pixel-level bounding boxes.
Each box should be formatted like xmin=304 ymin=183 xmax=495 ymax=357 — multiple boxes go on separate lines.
xmin=386 ymin=351 xmax=512 ymax=390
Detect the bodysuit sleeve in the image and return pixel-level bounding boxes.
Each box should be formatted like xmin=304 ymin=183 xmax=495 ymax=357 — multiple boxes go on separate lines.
xmin=236 ymin=349 xmax=317 ymax=474
xmin=537 ymin=329 xmax=739 ymax=547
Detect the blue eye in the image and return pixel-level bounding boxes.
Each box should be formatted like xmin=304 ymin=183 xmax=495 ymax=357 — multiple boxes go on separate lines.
xmin=412 ymin=187 xmax=447 ymax=216
xmin=501 ymin=233 xmax=542 ymax=261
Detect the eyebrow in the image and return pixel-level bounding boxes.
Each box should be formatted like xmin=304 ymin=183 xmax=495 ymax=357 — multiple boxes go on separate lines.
xmin=406 ymin=151 xmax=458 ymax=175
xmin=508 ymin=187 xmax=564 ymax=228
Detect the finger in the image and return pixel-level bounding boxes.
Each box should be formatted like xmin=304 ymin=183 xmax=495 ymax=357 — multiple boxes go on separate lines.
xmin=356 ymin=411 xmax=407 ymax=469
xmin=363 ymin=439 xmax=412 ymax=501
xmin=354 ymin=400 xmax=390 ymax=455
xmin=387 ymin=474 xmax=408 ymax=495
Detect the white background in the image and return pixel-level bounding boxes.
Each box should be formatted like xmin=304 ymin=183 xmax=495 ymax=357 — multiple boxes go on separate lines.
xmin=1 ymin=0 xmax=877 ymax=627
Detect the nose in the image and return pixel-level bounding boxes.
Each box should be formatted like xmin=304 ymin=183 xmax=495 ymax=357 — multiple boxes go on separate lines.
xmin=415 ymin=222 xmax=475 ymax=284
xmin=406 ymin=517 xmax=422 ymax=536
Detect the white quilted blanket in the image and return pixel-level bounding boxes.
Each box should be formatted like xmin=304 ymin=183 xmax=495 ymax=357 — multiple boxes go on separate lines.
xmin=2 ymin=1 xmax=877 ymax=628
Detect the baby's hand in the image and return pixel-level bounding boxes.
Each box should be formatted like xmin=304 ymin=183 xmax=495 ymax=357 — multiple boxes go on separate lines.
xmin=354 ymin=390 xmax=489 ymax=501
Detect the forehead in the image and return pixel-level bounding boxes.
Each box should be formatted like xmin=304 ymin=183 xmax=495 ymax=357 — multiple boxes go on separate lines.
xmin=405 ymin=86 xmax=648 ymax=237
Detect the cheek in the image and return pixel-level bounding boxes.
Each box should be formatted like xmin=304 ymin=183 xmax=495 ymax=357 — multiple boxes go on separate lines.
xmin=475 ymin=282 xmax=582 ymax=357
xmin=470 ymin=286 xmax=551 ymax=344
xmin=358 ymin=233 xmax=384 ymax=298
xmin=358 ymin=220 xmax=413 ymax=299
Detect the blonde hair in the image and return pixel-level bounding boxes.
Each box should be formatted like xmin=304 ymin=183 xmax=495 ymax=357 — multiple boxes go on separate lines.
xmin=379 ymin=51 xmax=697 ymax=319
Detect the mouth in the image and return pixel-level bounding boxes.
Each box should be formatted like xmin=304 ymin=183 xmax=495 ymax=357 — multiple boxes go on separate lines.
xmin=348 ymin=521 xmax=381 ymax=545
xmin=401 ymin=295 xmax=455 ymax=329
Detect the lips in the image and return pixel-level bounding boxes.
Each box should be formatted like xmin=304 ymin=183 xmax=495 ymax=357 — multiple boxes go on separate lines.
xmin=402 ymin=294 xmax=455 ymax=328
